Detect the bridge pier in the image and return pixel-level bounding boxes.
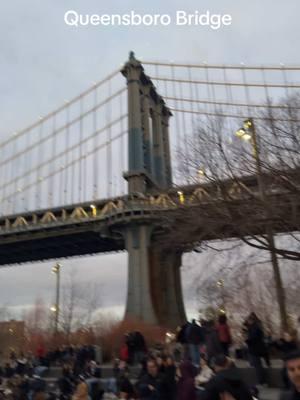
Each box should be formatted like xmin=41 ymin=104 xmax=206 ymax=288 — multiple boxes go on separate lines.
xmin=122 ymin=53 xmax=187 ymax=328
xmin=124 ymin=224 xmax=187 ymax=328
xmin=125 ymin=225 xmax=157 ymax=324
xmin=149 ymin=248 xmax=187 ymax=328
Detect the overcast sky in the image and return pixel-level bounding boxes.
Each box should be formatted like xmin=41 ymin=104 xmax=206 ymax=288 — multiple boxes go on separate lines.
xmin=0 ymin=0 xmax=299 ymax=320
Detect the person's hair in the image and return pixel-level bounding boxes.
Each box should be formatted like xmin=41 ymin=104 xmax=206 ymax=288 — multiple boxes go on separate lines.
xmin=249 ymin=312 xmax=260 ymax=322
xmin=206 ymin=319 xmax=215 ymax=328
xmin=211 ymin=354 xmax=228 ymax=368
xmin=283 ymin=350 xmax=300 ymax=363
xmin=147 ymin=358 xmax=157 ymax=366
xmin=218 ymin=314 xmax=227 ymax=324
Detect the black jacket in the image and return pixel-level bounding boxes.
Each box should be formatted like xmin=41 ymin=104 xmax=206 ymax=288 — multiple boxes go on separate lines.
xmin=202 ymin=366 xmax=253 ymax=400
xmin=186 ymin=322 xmax=205 ymax=345
xmin=136 ymin=372 xmax=165 ymax=400
xmin=162 ymin=365 xmax=176 ymax=400
xmin=246 ymin=322 xmax=267 ymax=356
xmin=280 ymin=389 xmax=300 ymax=399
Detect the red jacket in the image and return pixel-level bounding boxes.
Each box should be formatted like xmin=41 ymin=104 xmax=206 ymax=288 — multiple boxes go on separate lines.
xmin=120 ymin=344 xmax=129 ymax=361
xmin=217 ymin=323 xmax=231 ymax=344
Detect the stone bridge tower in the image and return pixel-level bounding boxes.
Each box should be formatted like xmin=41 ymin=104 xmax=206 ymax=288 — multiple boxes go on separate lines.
xmin=120 ymin=52 xmax=187 ymax=328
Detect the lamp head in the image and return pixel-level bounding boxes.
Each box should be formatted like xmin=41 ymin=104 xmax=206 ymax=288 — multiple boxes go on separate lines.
xmin=243 ymin=119 xmax=253 ymax=130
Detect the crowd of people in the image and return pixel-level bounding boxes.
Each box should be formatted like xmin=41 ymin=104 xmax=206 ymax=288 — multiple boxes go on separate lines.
xmin=0 ymin=313 xmax=300 ymax=399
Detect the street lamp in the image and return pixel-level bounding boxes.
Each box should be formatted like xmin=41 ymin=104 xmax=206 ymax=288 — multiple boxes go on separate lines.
xmin=52 ymin=262 xmax=61 ymax=334
xmin=197 ymin=168 xmax=207 ymax=183
xmin=177 ymin=191 xmax=185 ymax=204
xmin=235 ymin=128 xmax=252 ymax=142
xmin=235 ymin=118 xmax=288 ymax=331
xmin=90 ymin=204 xmax=97 ymax=217
xmin=216 ymin=279 xmax=226 ymax=314
xmin=217 ymin=279 xmax=224 ymax=288
xmin=197 ymin=168 xmax=206 ymax=177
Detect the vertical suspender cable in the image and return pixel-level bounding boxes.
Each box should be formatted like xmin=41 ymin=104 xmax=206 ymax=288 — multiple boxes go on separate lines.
xmin=241 ymin=64 xmax=251 ymax=117
xmin=0 ymin=142 xmax=7 ymax=215
xmin=178 ymin=66 xmax=189 ymax=183
xmin=106 ymin=78 xmax=112 ymax=198
xmin=79 ymin=95 xmax=83 ymax=203
xmin=188 ymin=66 xmax=196 ymax=178
xmin=64 ymin=102 xmax=70 ymax=205
xmin=223 ymin=65 xmax=235 ymax=144
xmin=23 ymin=128 xmax=31 ymax=212
xmin=93 ymin=85 xmax=98 ymax=200
xmin=120 ymin=90 xmax=125 ymax=195
xmin=35 ymin=120 xmax=43 ymax=210
xmin=49 ymin=113 xmax=56 ymax=208
xmin=12 ymin=137 xmax=18 ymax=214
xmin=58 ymin=113 xmax=64 ymax=207
xmin=281 ymin=65 xmax=297 ymax=150
xmin=171 ymin=64 xmax=180 ymax=156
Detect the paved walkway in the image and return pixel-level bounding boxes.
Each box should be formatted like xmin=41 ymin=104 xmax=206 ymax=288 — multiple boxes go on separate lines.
xmin=261 ymin=388 xmax=281 ymax=399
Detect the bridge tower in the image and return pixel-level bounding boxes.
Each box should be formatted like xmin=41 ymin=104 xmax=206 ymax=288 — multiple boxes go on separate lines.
xmin=121 ymin=52 xmax=187 ymax=328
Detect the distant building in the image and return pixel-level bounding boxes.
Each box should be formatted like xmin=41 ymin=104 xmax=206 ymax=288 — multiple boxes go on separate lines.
xmin=0 ymin=320 xmax=25 ymax=360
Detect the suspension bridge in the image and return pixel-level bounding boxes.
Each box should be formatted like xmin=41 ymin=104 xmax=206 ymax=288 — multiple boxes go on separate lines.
xmin=0 ymin=52 xmax=299 ymax=327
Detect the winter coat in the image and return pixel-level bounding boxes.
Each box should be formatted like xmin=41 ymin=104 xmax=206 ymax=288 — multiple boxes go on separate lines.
xmin=275 ymin=339 xmax=298 ymax=359
xmin=137 ymin=372 xmax=165 ymax=400
xmin=201 ymin=366 xmax=253 ymax=400
xmin=216 ymin=323 xmax=231 ymax=344
xmin=205 ymin=327 xmax=223 ymax=361
xmin=246 ymin=322 xmax=267 ymax=356
xmin=280 ymin=389 xmax=300 ymax=399
xmin=120 ymin=344 xmax=129 ymax=362
xmin=33 ymin=393 xmax=46 ymax=400
xmin=177 ymin=323 xmax=189 ymax=344
xmin=185 ymin=322 xmax=205 ymax=345
xmin=72 ymin=381 xmax=89 ymax=400
xmin=162 ymin=365 xmax=176 ymax=400
xmin=176 ymin=361 xmax=197 ymax=400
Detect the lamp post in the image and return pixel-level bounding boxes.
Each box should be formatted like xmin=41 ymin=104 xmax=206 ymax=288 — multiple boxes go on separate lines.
xmin=51 ymin=262 xmax=61 ymax=334
xmin=217 ymin=279 xmax=226 ymax=314
xmin=235 ymin=118 xmax=288 ymax=332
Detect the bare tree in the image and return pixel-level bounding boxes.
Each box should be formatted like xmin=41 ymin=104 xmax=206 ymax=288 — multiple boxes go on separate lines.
xmin=176 ymin=93 xmax=300 ymax=260
xmin=174 ymin=92 xmax=300 ymax=331
xmin=187 ymin=243 xmax=299 ymax=337
xmin=59 ymin=269 xmax=101 ymax=339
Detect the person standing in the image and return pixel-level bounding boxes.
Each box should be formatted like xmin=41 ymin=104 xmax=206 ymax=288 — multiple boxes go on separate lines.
xmin=185 ymin=319 xmax=205 ymax=367
xmin=244 ymin=313 xmax=269 ymax=385
xmin=204 ymin=320 xmax=223 ymax=364
xmin=216 ymin=315 xmax=232 ymax=356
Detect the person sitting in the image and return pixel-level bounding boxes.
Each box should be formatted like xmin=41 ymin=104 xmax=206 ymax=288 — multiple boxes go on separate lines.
xmin=176 ymin=360 xmax=197 ymax=400
xmin=162 ymin=356 xmax=177 ymax=400
xmin=57 ymin=366 xmax=74 ymax=398
xmin=72 ymin=375 xmax=89 ymax=400
xmin=201 ymin=354 xmax=253 ymax=400
xmin=136 ymin=358 xmax=164 ymax=400
xmin=195 ymin=356 xmax=214 ymax=390
xmin=280 ymin=350 xmax=300 ymax=399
